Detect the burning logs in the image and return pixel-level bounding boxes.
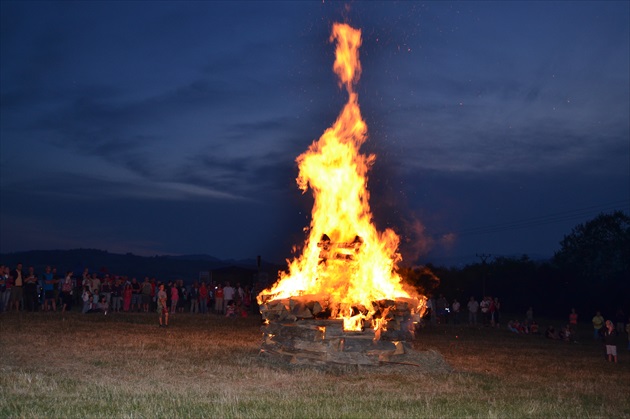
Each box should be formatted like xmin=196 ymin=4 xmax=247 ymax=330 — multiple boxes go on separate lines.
xmin=259 ymin=296 xmax=431 ymax=366
xmin=260 ymin=296 xmax=419 ymax=340
xmin=318 ymin=234 xmax=363 ymax=263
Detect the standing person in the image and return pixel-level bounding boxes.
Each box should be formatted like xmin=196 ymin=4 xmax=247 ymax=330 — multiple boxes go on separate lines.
xmin=23 ymin=267 xmax=39 ymax=312
xmin=526 ymin=306 xmax=534 ymax=323
xmin=122 ymin=283 xmax=132 ymax=312
xmin=10 ymin=263 xmax=24 ymax=311
xmin=467 ymin=296 xmax=479 ymax=326
xmin=141 ymin=277 xmax=152 ymax=313
xmin=60 ymin=272 xmax=74 ymax=313
xmin=214 ymin=284 xmax=224 ymax=315
xmin=82 ymin=268 xmax=90 ymax=287
xmin=592 ymin=311 xmax=605 ymax=340
xmin=424 ymin=296 xmax=433 ymax=324
xmin=156 ymin=284 xmax=168 ymax=328
xmin=51 ymin=267 xmax=61 ymax=309
xmin=41 ymin=266 xmax=56 ymax=312
xmin=223 ymin=282 xmax=235 ymax=314
xmin=90 ymin=273 xmax=101 ymax=304
xmin=242 ymin=288 xmax=252 ymax=314
xmin=602 ymin=320 xmax=618 ymax=363
xmin=0 ymin=266 xmax=13 ymax=311
xmin=130 ymin=278 xmax=141 ymax=312
xmin=111 ymin=278 xmax=122 ymax=313
xmin=189 ymin=282 xmax=199 ymax=314
xmin=82 ymin=274 xmax=92 ymax=304
xmin=150 ymin=278 xmax=157 ymax=312
xmin=451 ymin=299 xmax=461 ymax=324
xmin=100 ymin=275 xmax=112 ymax=308
xmin=73 ymin=270 xmax=83 ymax=308
xmin=436 ymin=294 xmax=449 ymax=325
xmin=493 ymin=297 xmax=501 ymax=328
xmin=236 ymin=283 xmax=245 ymax=305
xmin=177 ymin=280 xmax=187 ymax=313
xmin=198 ymin=282 xmax=208 ymax=314
xmin=170 ymin=282 xmax=179 ymax=314
xmin=479 ymin=296 xmax=490 ymax=326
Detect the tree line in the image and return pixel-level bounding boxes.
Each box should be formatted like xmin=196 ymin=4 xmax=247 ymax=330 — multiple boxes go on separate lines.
xmin=402 ymin=211 xmax=630 ymax=318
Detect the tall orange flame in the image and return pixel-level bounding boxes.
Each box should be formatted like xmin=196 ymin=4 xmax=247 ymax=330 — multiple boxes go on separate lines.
xmin=258 ymin=23 xmax=425 ymax=329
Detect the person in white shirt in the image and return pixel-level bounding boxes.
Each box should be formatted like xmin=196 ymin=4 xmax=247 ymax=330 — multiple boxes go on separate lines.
xmin=222 ymin=282 xmax=235 ymax=314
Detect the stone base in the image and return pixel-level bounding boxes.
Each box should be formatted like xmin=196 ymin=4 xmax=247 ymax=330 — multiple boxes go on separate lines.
xmin=260 ymin=318 xmax=449 ymax=371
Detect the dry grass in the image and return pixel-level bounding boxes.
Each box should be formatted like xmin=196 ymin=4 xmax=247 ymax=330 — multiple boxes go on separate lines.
xmin=1 ymin=312 xmax=629 ymax=418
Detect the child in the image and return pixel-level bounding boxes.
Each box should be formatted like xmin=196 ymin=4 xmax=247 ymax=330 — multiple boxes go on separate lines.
xmin=561 ymin=324 xmax=572 ymax=342
xmin=602 ymin=320 xmax=617 ymax=363
xmin=98 ymin=296 xmax=109 ymax=315
xmin=157 ymin=284 xmax=168 ymax=328
xmin=82 ymin=287 xmax=92 ymax=314
xmin=530 ymin=321 xmax=540 ymax=335
xmin=225 ymin=301 xmax=236 ymax=318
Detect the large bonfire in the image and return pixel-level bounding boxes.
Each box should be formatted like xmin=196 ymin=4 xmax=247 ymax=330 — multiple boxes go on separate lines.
xmin=257 ymin=23 xmax=426 ymax=332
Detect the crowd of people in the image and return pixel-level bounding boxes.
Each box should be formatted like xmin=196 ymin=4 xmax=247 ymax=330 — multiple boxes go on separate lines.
xmin=0 ymin=263 xmax=260 ymax=321
xmin=425 ymin=294 xmax=503 ymax=328
xmin=423 ymin=292 xmax=629 ymax=364
xmin=3 ymin=262 xmax=629 ymax=360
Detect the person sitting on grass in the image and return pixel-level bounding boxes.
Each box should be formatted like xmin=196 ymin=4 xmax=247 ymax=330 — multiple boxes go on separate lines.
xmin=507 ymin=320 xmax=519 ymax=333
xmin=82 ymin=287 xmax=93 ymax=314
xmin=602 ymin=320 xmax=617 ymax=363
xmin=545 ymin=325 xmax=559 ymax=340
xmin=225 ymin=300 xmax=237 ymax=318
xmin=239 ymin=301 xmax=248 ymax=318
xmin=561 ymin=324 xmax=572 ymax=342
xmin=97 ymin=296 xmax=109 ymax=315
xmin=530 ymin=321 xmax=540 ymax=335
xmin=157 ymin=284 xmax=168 ymax=328
xmin=626 ymin=317 xmax=630 ymax=351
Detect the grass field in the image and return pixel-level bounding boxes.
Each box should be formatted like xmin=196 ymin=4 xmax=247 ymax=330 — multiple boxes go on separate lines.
xmin=1 ymin=311 xmax=629 ymax=418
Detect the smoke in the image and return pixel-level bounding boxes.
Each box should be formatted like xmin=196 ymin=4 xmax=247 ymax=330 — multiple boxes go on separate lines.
xmin=399 ymin=215 xmax=434 ymax=265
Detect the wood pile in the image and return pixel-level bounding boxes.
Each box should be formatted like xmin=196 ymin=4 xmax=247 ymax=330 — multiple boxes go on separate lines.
xmin=259 ymin=296 xmax=425 ymax=366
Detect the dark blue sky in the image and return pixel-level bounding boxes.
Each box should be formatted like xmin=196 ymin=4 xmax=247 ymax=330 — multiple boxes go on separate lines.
xmin=1 ymin=1 xmax=628 ymax=266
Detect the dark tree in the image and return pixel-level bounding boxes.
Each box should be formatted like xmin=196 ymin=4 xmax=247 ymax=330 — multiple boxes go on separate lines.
xmin=553 ymin=211 xmax=630 ymax=310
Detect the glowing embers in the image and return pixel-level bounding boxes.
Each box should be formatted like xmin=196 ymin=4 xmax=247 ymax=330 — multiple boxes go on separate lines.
xmin=260 ymin=296 xmax=419 ymax=340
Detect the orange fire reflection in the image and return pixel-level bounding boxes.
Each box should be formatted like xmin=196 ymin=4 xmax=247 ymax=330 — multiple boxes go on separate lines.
xmin=258 ymin=23 xmax=425 ymax=330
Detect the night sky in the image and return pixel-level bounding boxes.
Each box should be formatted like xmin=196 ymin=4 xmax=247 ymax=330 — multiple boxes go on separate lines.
xmin=1 ymin=1 xmax=628 ymax=266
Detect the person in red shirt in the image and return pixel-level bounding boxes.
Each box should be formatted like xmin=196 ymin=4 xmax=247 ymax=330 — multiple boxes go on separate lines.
xmin=214 ymin=284 xmax=224 ymax=315
xmin=199 ymin=282 xmax=208 ymax=314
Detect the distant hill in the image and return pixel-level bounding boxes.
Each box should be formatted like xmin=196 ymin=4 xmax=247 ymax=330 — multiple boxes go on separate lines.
xmin=167 ymin=254 xmax=223 ymax=263
xmin=0 ymin=249 xmax=284 ymax=286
